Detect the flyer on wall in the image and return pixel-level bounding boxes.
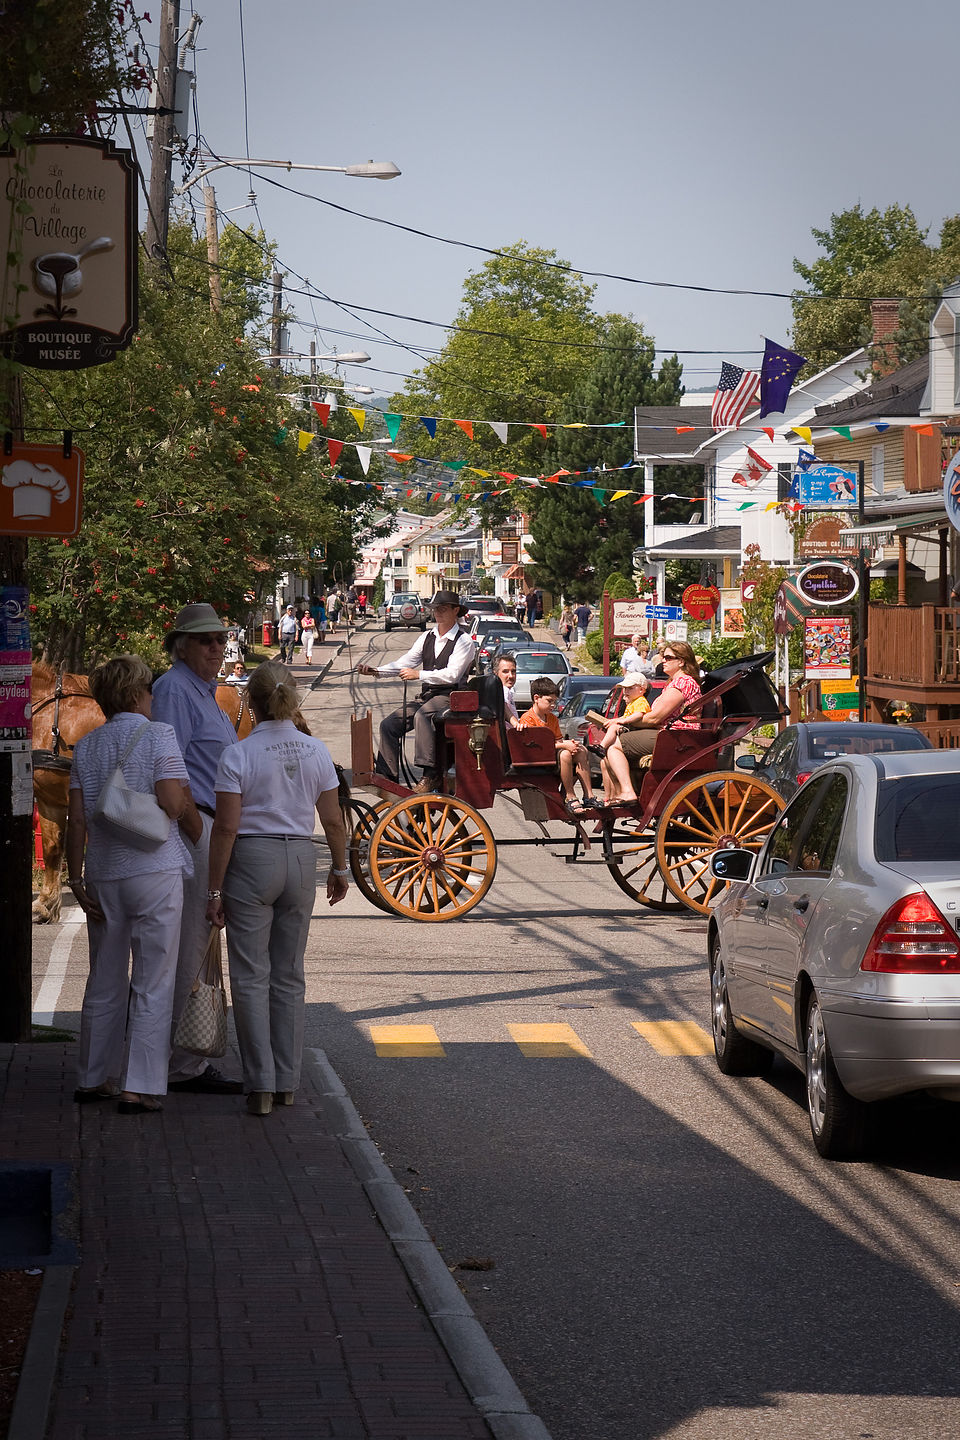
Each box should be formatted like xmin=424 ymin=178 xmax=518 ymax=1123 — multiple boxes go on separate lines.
xmin=804 ymin=616 xmax=852 ymax=680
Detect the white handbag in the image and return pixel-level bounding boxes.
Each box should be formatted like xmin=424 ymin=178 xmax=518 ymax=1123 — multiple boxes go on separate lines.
xmin=92 ymin=722 xmax=171 ymax=850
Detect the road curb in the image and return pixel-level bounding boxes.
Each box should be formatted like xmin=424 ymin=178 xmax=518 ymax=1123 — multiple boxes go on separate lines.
xmin=307 ymin=1048 xmax=553 ymax=1440
xmin=7 ymin=1264 xmax=74 ymax=1440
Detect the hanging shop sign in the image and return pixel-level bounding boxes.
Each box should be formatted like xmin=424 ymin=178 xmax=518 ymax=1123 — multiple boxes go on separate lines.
xmin=720 ymin=590 xmax=746 ymax=638
xmin=791 ymin=464 xmax=858 ymax=507
xmin=0 ymin=441 xmax=84 ymax=537
xmin=681 ymin=583 xmax=720 ymax=621
xmin=943 ymin=449 xmax=960 ymax=534
xmin=0 ymin=136 xmax=138 ymax=370
xmin=797 ymin=515 xmax=856 ymax=558
xmin=820 ymin=677 xmax=860 ymax=721
xmin=804 ymin=616 xmax=852 ymax=680
xmin=796 ymin=561 xmax=859 ymax=607
xmin=773 ymin=584 xmax=791 ymax=635
xmin=611 ymin=600 xmax=651 ymax=638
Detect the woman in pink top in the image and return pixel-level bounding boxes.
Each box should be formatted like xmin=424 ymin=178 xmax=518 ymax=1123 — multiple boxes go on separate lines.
xmin=602 ymin=640 xmax=701 ymax=805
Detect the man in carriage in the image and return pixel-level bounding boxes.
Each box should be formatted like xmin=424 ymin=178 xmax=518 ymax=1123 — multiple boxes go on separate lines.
xmin=356 ymin=590 xmax=477 ymax=794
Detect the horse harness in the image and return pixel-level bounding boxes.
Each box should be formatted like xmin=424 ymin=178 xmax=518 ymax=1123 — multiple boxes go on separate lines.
xmin=30 ymin=671 xmax=91 ymax=774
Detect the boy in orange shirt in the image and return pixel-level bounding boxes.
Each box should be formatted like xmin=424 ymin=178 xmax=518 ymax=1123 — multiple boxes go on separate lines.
xmin=518 ymin=677 xmax=599 ymax=816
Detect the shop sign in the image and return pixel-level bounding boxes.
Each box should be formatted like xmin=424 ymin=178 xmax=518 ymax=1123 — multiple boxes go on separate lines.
xmin=804 ymin=616 xmax=852 ymax=680
xmin=0 ymin=136 xmax=137 ymax=369
xmin=611 ymin=600 xmax=650 ymax=638
xmin=501 ymin=539 xmax=519 ymax=565
xmin=773 ymin=584 xmax=791 ymax=635
xmin=797 ymin=516 xmax=856 ymax=557
xmin=720 ymin=589 xmax=746 ymax=638
xmin=682 ymin=583 xmax=720 ymax=620
xmin=790 ymin=464 xmax=858 ymax=507
xmin=0 ymin=585 xmax=31 ymax=754
xmin=796 ymin=561 xmax=859 ymax=607
xmin=820 ymin=677 xmax=859 ymax=721
xmin=0 ymin=441 xmax=84 ymax=536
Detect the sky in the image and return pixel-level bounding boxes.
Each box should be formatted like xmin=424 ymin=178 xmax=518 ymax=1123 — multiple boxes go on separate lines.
xmin=130 ymin=0 xmax=958 ymax=409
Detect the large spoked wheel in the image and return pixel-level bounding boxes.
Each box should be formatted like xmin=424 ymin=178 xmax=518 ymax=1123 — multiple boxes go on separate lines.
xmin=605 ymin=822 xmax=686 ymax=912
xmin=655 ymin=771 xmax=784 ymax=914
xmin=342 ymin=798 xmax=394 ymax=913
xmin=368 ymin=796 xmax=497 ymax=921
xmin=805 ymin=992 xmax=869 ymax=1160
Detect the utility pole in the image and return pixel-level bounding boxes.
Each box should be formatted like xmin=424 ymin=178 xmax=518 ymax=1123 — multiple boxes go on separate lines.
xmin=145 ymin=0 xmax=181 ymax=260
xmin=203 ymin=184 xmax=221 ymax=314
xmin=270 ymin=270 xmax=283 ymax=369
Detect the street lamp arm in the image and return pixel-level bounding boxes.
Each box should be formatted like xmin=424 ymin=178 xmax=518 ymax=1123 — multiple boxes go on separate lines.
xmin=176 ymin=157 xmax=400 ymax=195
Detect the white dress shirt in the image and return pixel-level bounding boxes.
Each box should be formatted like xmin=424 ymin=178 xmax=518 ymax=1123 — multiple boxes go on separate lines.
xmin=375 ymin=624 xmax=477 ymax=687
xmin=502 ymin=683 xmax=519 ymax=724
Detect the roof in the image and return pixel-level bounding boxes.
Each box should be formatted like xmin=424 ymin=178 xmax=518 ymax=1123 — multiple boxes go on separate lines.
xmin=645 ymin=525 xmax=741 ymax=559
xmin=634 ymin=406 xmax=713 ymax=459
xmin=811 ymin=355 xmax=929 ymax=426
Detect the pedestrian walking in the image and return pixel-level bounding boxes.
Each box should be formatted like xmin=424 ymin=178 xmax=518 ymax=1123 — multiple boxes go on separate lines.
xmin=525 ymin=589 xmax=537 ymax=626
xmin=574 ymin=600 xmax=592 ymax=643
xmin=515 ymin=596 xmax=526 ymax=624
xmin=559 ymin=604 xmax=575 ymax=649
xmin=205 ymin=661 xmax=349 ymax=1115
xmin=67 ymin=654 xmax=201 ymax=1114
xmin=326 ymin=589 xmax=340 ymax=634
xmin=300 ymin=610 xmax=316 ymax=663
xmin=357 ymin=590 xmax=368 ymax=619
xmin=277 ymin=605 xmax=298 ymax=662
xmin=151 ymin=603 xmax=243 ymax=1095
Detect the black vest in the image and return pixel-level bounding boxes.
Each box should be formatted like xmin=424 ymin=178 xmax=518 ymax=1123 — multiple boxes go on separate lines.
xmin=419 ymin=627 xmax=465 ymax=698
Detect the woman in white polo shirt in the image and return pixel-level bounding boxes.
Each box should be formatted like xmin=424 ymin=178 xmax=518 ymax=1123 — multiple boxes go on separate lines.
xmin=205 ymin=661 xmax=348 ymax=1115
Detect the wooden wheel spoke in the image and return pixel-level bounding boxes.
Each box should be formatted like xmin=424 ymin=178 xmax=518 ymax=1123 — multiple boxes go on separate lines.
xmin=656 ymin=771 xmax=784 ymax=914
xmin=668 ymin=812 xmax=717 ymax=843
xmin=391 ymin=867 xmax=426 ymax=904
xmin=378 ymin=836 xmax=423 ymax=857
xmin=436 ymin=870 xmax=461 ymax=906
xmin=699 ymin=786 xmax=723 ymax=831
xmin=368 ymin=798 xmax=497 ymax=920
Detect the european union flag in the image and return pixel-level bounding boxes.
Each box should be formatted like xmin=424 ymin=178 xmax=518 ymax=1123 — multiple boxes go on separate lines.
xmin=759 ymin=338 xmax=806 ymax=418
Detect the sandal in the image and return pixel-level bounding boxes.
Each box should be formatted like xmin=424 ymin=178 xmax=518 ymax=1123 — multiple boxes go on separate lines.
xmin=564 ymin=799 xmax=589 ymax=817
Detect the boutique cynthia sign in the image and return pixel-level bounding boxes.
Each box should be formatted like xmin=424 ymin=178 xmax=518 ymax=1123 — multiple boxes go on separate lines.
xmin=0 ymin=136 xmax=137 ymax=370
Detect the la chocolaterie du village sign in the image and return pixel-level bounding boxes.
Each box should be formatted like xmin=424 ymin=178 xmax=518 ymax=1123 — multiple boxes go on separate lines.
xmin=0 ymin=135 xmax=138 ymax=370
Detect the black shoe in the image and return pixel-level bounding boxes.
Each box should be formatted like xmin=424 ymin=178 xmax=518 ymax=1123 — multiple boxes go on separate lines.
xmin=168 ymin=1065 xmax=243 ymax=1095
xmin=587 ymin=743 xmax=607 ymax=759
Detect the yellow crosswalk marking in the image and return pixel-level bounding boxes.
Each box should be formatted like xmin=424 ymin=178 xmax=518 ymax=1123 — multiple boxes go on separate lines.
xmin=370 ymin=1024 xmax=446 ymax=1057
xmin=630 ymin=1020 xmax=713 ymax=1056
xmin=506 ymin=1023 xmax=592 ymax=1058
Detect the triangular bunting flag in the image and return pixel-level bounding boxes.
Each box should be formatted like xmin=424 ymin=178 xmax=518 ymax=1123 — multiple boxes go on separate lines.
xmin=387 ymin=452 xmax=413 ymax=462
xmin=911 ymin=424 xmax=935 ymax=435
xmin=348 ymin=408 xmax=366 ymax=433
xmin=355 ymin=444 xmax=371 ymax=475
xmin=453 ymin=419 xmax=474 ymax=440
xmin=311 ymin=402 xmax=330 ymax=428
xmin=467 ymin=467 xmax=491 ymax=477
xmin=874 ymin=423 xmax=890 ymax=433
xmin=272 ymin=426 xmax=288 ymax=446
xmin=488 ymin=422 xmax=508 ymax=444
xmin=675 ymin=426 xmax=695 ymax=434
xmin=791 ymin=425 xmax=812 ymax=444
xmin=445 ymin=460 xmax=466 ymax=471
xmin=383 ymin=413 xmax=402 ymax=442
xmin=610 ymin=489 xmax=631 ymax=501
xmin=419 ymin=417 xmax=437 ymax=438
xmin=594 ymin=489 xmax=607 ymax=505
xmin=563 ymin=423 xmax=586 ymax=429
xmin=831 ymin=426 xmax=852 ymax=441
xmin=327 ymin=438 xmax=344 ymax=465
xmin=497 ymin=472 xmax=518 ymax=480
xmin=761 ymin=427 xmax=774 ymax=441
xmin=297 ymin=430 xmax=313 ymax=452
xmin=529 ymin=423 xmax=547 ymax=438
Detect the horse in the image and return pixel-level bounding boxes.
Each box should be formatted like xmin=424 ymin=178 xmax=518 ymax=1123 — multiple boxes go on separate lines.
xmin=31 ymin=666 xmax=258 ymax=924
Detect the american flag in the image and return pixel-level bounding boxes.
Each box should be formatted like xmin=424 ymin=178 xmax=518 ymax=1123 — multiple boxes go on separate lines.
xmin=711 ymin=362 xmax=760 ymax=430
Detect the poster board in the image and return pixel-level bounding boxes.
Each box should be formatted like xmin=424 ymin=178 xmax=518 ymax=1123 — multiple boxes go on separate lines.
xmin=804 ymin=616 xmax=852 ymax=679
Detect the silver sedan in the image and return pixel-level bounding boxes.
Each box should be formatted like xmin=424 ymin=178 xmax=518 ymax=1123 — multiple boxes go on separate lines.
xmin=707 ymin=750 xmax=960 ymax=1159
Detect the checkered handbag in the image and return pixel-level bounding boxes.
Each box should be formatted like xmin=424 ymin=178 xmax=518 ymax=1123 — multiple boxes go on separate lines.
xmin=173 ymin=926 xmax=227 ymax=1057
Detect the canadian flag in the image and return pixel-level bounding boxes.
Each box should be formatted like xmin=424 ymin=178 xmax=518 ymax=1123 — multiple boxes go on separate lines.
xmin=731 ymin=446 xmax=773 ymax=490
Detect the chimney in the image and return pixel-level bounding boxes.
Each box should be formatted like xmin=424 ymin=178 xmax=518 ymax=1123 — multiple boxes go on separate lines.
xmin=871 ymin=298 xmax=900 ymax=377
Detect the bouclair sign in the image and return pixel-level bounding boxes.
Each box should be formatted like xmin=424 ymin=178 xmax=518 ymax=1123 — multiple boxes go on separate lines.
xmin=0 ymin=136 xmax=137 ymax=370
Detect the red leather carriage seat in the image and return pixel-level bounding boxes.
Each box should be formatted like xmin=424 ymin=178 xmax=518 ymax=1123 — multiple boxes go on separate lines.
xmin=505 ymin=726 xmax=558 ymax=769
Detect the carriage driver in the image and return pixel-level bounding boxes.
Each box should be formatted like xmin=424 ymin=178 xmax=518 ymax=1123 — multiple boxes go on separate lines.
xmin=151 ymin=602 xmax=243 ymax=1094
xmin=356 ymin=590 xmax=477 ymax=795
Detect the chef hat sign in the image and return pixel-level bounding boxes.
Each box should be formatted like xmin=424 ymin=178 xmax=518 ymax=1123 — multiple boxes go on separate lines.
xmin=0 ymin=443 xmax=83 ymax=537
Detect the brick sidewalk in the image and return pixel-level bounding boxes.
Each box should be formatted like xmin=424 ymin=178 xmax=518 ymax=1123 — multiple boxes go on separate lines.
xmin=1 ymin=1042 xmax=492 ymax=1440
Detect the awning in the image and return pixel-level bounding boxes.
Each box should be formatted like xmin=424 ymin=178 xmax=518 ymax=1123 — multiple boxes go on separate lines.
xmin=505 ymin=564 xmax=528 ymax=580
xmin=842 ymin=510 xmax=948 ymax=543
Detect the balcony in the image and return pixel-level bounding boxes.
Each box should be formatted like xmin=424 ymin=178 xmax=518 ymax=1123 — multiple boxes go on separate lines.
xmin=866 ymin=604 xmax=960 ymax=720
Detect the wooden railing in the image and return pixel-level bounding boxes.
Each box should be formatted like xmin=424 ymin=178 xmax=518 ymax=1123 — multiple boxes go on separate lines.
xmin=867 ymin=605 xmax=960 ymax=686
xmin=908 ymin=720 xmax=960 ymax=748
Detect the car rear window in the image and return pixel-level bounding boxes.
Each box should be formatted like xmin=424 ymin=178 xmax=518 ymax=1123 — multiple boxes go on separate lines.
xmin=875 ymin=776 xmax=960 ymax=862
xmin=515 ymin=653 xmax=567 ymax=674
xmin=808 ymin=730 xmax=928 ymax=760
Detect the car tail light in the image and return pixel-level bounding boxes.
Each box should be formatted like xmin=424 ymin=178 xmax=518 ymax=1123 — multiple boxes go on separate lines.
xmin=861 ymin=892 xmax=960 ymax=973
xmin=795 ymin=770 xmax=813 ymax=786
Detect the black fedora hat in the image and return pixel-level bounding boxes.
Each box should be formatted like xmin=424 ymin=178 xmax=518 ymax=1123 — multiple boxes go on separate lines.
xmin=429 ymin=590 xmax=469 ymax=616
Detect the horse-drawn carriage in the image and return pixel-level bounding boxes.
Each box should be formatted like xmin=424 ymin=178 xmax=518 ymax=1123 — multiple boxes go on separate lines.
xmin=346 ymin=652 xmax=786 ymax=921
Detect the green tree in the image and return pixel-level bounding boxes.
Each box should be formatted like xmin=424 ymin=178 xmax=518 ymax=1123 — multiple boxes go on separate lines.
xmin=528 ymin=318 xmax=683 ymax=594
xmin=791 ymin=204 xmax=960 ymax=372
xmin=24 ymin=223 xmax=378 ymax=666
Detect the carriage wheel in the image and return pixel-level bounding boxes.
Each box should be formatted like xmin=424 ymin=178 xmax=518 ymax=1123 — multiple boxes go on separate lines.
xmin=368 ymin=796 xmax=497 ymax=922
xmin=654 ymin=771 xmax=785 ymax=915
xmin=342 ymin=798 xmax=394 ymax=913
xmin=606 ymin=822 xmax=686 ymax=912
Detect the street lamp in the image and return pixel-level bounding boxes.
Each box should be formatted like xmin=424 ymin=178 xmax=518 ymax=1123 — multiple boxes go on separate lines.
xmin=176 ymin=157 xmax=400 ymax=195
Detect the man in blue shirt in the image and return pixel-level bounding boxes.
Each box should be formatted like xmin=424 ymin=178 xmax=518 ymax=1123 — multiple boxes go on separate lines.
xmin=152 ymin=603 xmax=242 ymax=1093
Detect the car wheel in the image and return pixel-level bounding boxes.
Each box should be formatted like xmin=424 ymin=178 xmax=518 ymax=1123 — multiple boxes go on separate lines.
xmin=804 ymin=993 xmax=868 ymax=1160
xmin=710 ymin=939 xmax=774 ymax=1076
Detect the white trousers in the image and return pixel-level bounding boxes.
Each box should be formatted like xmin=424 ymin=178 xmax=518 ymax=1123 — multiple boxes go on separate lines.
xmin=223 ymin=835 xmax=316 ymax=1094
xmin=303 ymin=630 xmax=315 ymax=661
xmin=78 ymin=869 xmax=183 ymax=1095
xmin=168 ymin=811 xmax=215 ymax=1080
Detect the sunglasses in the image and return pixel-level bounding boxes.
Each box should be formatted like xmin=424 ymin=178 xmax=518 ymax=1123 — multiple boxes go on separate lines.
xmin=662 ymin=652 xmax=679 ymax=660
xmin=190 ymin=633 xmax=228 ymax=646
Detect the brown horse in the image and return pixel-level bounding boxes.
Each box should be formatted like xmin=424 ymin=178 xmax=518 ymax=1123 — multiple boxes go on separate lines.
xmin=31 ymin=667 xmax=259 ymax=924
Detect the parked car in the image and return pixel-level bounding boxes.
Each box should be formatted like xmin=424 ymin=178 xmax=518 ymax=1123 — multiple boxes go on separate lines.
xmin=555 ymin=672 xmax=620 ymax=709
xmin=707 ymin=750 xmax=960 ymax=1159
xmin=463 ymin=595 xmax=506 ymax=619
xmin=736 ymin=721 xmax=932 ymax=801
xmin=557 ymin=687 xmax=627 ymax=780
xmin=472 ymin=622 xmax=532 ymax=671
xmin=383 ymin=592 xmax=427 ymax=631
xmin=510 ymin=647 xmax=575 ymax=710
xmin=469 ymin=615 xmax=526 ymax=639
xmin=486 ymin=635 xmax=561 ymax=677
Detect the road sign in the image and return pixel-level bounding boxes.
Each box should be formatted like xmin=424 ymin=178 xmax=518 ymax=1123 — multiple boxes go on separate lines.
xmin=663 ymin=620 xmax=688 ymax=642
xmin=645 ymin=604 xmax=683 ymax=621
xmin=0 ymin=442 xmax=84 ymax=537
